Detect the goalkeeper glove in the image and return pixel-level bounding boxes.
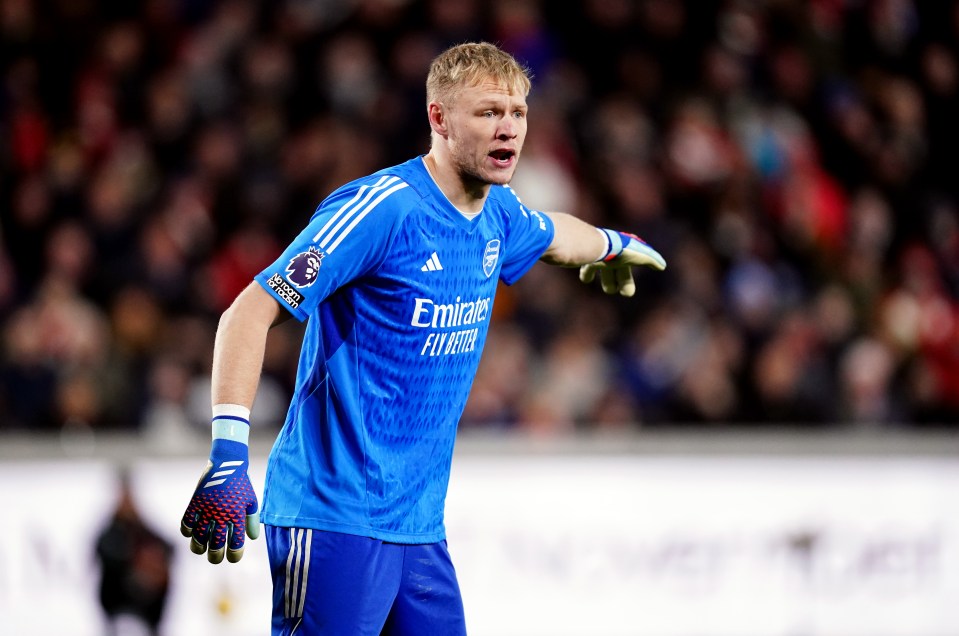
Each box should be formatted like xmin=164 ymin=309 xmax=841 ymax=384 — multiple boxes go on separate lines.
xmin=180 ymin=404 xmax=260 ymax=564
xmin=579 ymin=228 xmax=666 ymax=297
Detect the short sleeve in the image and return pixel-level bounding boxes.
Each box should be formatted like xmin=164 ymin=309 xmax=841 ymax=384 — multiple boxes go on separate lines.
xmin=497 ymin=185 xmax=555 ymax=285
xmin=255 ymin=175 xmax=410 ymax=320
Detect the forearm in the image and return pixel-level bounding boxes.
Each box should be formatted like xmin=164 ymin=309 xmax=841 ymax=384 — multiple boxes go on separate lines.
xmin=211 ymin=282 xmax=284 ymax=409
xmin=540 ymin=212 xmax=607 ymax=266
xmin=181 ymin=281 xmax=276 ymax=564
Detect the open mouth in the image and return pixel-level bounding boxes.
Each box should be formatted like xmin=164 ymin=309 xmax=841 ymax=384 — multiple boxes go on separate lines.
xmin=488 ymin=149 xmax=515 ymax=164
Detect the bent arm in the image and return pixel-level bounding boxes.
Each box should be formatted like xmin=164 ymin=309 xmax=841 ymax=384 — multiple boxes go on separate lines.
xmin=539 ymin=211 xmax=606 ymax=267
xmin=211 ymin=282 xmax=288 ymax=409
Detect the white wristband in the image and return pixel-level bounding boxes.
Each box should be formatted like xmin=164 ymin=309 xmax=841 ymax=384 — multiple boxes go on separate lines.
xmin=595 ymin=227 xmax=612 ymax=261
xmin=212 ymin=404 xmax=251 ymax=444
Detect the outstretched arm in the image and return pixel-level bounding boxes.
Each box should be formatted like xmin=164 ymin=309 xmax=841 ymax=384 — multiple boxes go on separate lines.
xmin=541 ymin=211 xmax=666 ymax=296
xmin=540 ymin=212 xmax=609 ymax=266
xmin=180 ymin=282 xmax=287 ymax=564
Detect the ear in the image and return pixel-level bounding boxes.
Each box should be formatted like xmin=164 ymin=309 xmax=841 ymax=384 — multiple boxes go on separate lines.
xmin=427 ymin=102 xmax=449 ymax=139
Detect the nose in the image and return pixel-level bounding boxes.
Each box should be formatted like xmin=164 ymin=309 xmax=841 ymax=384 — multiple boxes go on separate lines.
xmin=497 ymin=115 xmax=517 ymax=140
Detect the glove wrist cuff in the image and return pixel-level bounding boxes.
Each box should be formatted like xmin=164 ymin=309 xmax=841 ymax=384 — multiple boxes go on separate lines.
xmin=212 ymin=403 xmax=250 ymax=445
xmin=595 ymin=228 xmax=624 ymax=262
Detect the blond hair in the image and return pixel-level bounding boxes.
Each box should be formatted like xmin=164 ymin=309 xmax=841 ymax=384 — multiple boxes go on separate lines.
xmin=426 ymin=42 xmax=532 ymax=105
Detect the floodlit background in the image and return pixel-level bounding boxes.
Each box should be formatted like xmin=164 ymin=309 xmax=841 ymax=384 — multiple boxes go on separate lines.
xmin=1 ymin=1 xmax=958 ymax=635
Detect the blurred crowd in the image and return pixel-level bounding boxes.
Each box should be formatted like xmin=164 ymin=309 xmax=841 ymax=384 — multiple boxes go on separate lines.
xmin=1 ymin=0 xmax=958 ymax=442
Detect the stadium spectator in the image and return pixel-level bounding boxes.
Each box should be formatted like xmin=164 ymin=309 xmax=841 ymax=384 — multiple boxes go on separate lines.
xmin=95 ymin=468 xmax=173 ymax=636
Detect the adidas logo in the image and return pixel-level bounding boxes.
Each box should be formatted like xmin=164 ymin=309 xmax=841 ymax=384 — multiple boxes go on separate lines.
xmin=421 ymin=252 xmax=443 ymax=272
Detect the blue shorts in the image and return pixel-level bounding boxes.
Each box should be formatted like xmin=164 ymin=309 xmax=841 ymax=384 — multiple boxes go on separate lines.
xmin=265 ymin=525 xmax=467 ymax=635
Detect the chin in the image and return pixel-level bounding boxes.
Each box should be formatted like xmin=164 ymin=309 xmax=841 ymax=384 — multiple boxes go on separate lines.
xmin=463 ymin=170 xmax=512 ymax=188
xmin=458 ymin=158 xmax=517 ymax=188
xmin=485 ymin=167 xmax=517 ymax=186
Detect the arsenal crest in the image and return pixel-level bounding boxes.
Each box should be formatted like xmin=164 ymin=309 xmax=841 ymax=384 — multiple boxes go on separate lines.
xmin=482 ymin=239 xmax=500 ymax=278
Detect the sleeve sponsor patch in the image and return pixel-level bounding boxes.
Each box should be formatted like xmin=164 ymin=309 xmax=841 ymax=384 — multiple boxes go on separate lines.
xmin=266 ymin=273 xmax=305 ymax=309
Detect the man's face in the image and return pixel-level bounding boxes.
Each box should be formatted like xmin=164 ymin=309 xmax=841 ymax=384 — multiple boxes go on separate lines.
xmin=442 ymin=79 xmax=528 ymax=186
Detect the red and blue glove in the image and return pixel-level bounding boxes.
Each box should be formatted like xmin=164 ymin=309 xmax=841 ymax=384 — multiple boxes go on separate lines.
xmin=180 ymin=405 xmax=260 ymax=564
xmin=580 ymin=228 xmax=666 ymax=296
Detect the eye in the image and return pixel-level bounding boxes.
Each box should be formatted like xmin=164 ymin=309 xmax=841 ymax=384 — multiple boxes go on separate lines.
xmin=483 ymin=111 xmax=495 ymax=118
xmin=513 ymin=110 xmax=525 ymax=119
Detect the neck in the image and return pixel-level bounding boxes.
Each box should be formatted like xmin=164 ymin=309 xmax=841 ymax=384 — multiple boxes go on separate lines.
xmin=423 ymin=152 xmax=489 ymax=215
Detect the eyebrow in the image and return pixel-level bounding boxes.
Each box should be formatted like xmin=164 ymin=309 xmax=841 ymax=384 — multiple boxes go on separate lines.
xmin=475 ymin=99 xmax=528 ymax=110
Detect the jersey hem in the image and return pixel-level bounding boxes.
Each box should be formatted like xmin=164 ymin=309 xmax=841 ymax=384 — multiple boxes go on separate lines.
xmin=260 ymin=514 xmax=447 ymax=545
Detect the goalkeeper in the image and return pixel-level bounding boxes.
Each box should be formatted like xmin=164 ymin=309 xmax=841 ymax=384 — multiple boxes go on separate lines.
xmin=179 ymin=41 xmax=664 ymax=635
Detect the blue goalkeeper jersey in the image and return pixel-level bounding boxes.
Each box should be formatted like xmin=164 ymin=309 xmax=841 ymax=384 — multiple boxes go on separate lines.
xmin=255 ymin=156 xmax=555 ymax=543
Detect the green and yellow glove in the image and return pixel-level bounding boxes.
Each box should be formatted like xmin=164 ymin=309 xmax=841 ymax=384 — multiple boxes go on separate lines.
xmin=580 ymin=229 xmax=666 ymax=297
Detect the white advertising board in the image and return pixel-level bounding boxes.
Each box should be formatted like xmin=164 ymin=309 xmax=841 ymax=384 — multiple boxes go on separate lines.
xmin=0 ymin=451 xmax=955 ymax=636
xmin=446 ymin=455 xmax=958 ymax=636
